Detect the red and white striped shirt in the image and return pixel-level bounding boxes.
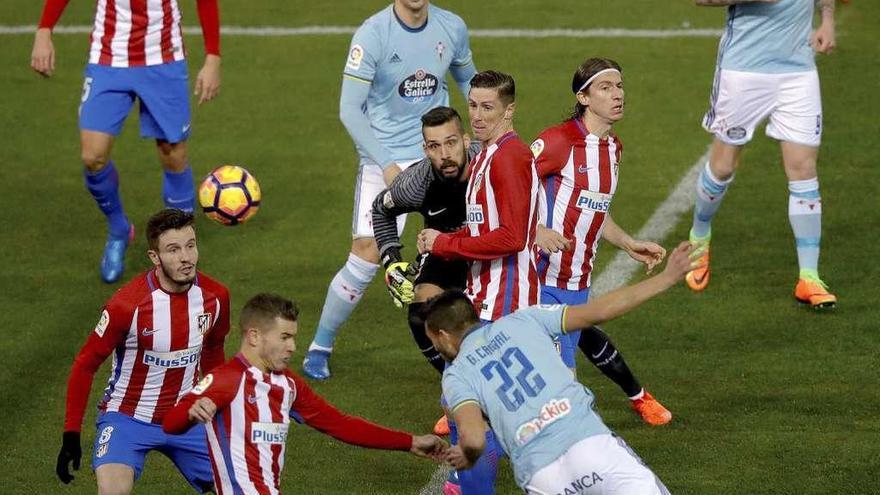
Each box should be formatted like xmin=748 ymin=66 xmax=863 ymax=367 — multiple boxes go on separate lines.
xmin=64 ymin=269 xmax=229 ymax=432
xmin=533 ymin=119 xmax=622 ymax=290
xmin=164 ymin=354 xmax=414 ymax=495
xmin=38 ymin=0 xmax=220 ymax=67
xmin=432 ymin=132 xmax=540 ymax=321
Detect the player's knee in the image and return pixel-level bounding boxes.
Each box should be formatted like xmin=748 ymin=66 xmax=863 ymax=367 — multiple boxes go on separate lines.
xmin=81 ymin=150 xmax=109 ymax=172
xmin=96 ymin=471 xmax=134 ymax=495
xmin=350 ymin=238 xmax=379 ymax=264
xmin=156 ymin=140 xmax=188 ymax=172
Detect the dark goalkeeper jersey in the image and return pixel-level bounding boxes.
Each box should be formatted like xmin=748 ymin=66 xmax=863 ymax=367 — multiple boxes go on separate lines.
xmin=372 ymin=141 xmax=481 ymax=264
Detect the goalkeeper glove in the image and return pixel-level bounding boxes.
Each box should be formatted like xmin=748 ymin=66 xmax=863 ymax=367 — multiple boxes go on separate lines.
xmin=385 ymin=261 xmax=418 ymax=308
xmin=56 ymin=431 xmax=81 ymax=484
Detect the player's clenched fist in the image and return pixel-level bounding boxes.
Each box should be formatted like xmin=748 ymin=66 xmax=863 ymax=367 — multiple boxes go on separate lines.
xmin=385 ymin=261 xmax=418 ymax=308
xmin=188 ymin=397 xmax=217 ymax=424
xmin=409 ymin=434 xmax=448 ymax=461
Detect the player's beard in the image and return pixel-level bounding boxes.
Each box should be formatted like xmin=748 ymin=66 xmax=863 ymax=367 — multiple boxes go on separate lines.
xmin=438 ymin=158 xmax=465 ymax=181
xmin=160 ymin=261 xmax=196 ymax=287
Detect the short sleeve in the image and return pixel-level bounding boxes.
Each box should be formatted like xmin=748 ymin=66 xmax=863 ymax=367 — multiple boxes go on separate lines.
xmin=343 ymin=25 xmax=381 ymax=83
xmin=517 ymin=305 xmax=567 ymax=339
xmin=442 ymin=368 xmax=480 ymax=414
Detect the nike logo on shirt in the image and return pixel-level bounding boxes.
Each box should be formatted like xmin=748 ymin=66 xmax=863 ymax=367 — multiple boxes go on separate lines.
xmin=427 ymin=208 xmax=447 ymax=216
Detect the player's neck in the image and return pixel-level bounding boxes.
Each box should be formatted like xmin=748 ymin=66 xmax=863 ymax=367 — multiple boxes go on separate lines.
xmin=240 ymin=347 xmax=271 ymax=373
xmin=581 ymin=113 xmax=612 ymax=138
xmin=483 ymin=124 xmax=514 ymax=147
xmin=393 ymin=3 xmax=428 ymax=29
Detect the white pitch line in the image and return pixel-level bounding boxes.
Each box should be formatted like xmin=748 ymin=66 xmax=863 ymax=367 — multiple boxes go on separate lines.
xmin=0 ymin=25 xmax=721 ymax=38
xmin=418 ymin=146 xmax=710 ymax=494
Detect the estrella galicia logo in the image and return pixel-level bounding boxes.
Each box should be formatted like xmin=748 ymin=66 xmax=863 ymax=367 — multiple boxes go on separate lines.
xmin=399 ymin=69 xmax=439 ymax=102
xmin=726 ymin=126 xmax=747 ymax=140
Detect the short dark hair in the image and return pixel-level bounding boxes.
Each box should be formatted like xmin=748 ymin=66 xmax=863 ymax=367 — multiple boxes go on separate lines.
xmin=423 ymin=290 xmax=479 ymax=334
xmin=570 ymin=57 xmax=622 ymax=119
xmin=146 ymin=208 xmax=195 ymax=251
xmin=469 ymin=70 xmax=516 ymax=105
xmin=239 ymin=293 xmax=299 ymax=334
xmin=421 ymin=106 xmax=463 ymax=131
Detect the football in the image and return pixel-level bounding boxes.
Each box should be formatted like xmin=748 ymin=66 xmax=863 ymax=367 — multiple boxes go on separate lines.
xmin=198 ymin=165 xmax=262 ymax=226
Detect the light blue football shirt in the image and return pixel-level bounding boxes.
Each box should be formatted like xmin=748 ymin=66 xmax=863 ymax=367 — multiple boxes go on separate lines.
xmin=442 ymin=305 xmax=610 ymax=489
xmin=718 ymin=0 xmax=815 ymax=74
xmin=342 ymin=4 xmax=474 ymax=166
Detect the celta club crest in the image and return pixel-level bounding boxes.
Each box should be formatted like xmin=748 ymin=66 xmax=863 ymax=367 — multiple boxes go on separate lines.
xmin=436 ymin=41 xmax=445 ymax=59
xmin=197 ymin=313 xmax=212 ymax=334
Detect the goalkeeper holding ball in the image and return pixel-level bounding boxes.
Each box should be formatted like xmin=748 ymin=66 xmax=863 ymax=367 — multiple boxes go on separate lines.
xmin=372 ymin=106 xmax=479 ymax=374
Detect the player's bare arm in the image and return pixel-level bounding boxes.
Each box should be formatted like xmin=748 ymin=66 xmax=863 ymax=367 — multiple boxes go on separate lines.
xmin=445 ymin=402 xmax=487 ymax=469
xmin=812 ymin=0 xmax=836 ymax=54
xmin=695 ymin=0 xmax=778 ymax=5
xmin=31 ymin=28 xmax=55 ymax=77
xmin=602 ymin=215 xmax=666 ymax=273
xmin=563 ymin=241 xmax=698 ymax=330
xmin=535 ymin=224 xmax=571 ymax=254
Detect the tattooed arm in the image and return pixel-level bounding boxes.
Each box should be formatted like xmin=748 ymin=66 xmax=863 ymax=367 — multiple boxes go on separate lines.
xmin=812 ymin=0 xmax=836 ymax=54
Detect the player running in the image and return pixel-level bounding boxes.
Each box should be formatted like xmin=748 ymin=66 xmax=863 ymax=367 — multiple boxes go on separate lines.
xmin=417 ymin=70 xmax=538 ymax=495
xmin=163 ymin=293 xmax=446 ymax=494
xmin=687 ymin=0 xmax=837 ymax=309
xmin=531 ymin=57 xmax=671 ymax=426
xmin=31 ymin=0 xmax=222 ymax=283
xmin=55 ymin=209 xmax=230 ymax=493
xmin=372 ymin=106 xmax=479 ymax=374
xmin=425 ymin=242 xmax=699 ymax=494
xmin=303 ymin=0 xmax=478 ymax=380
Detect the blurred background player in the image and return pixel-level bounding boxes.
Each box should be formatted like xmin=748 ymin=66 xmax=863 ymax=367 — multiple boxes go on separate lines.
xmin=31 ymin=0 xmax=222 ymax=284
xmin=372 ymin=106 xmax=479 ymax=374
xmin=426 ymin=242 xmax=698 ymax=495
xmin=164 ymin=293 xmax=447 ymax=494
xmin=418 ymin=70 xmax=538 ymax=495
xmin=531 ymin=58 xmax=671 ymax=426
xmin=303 ymin=0 xmax=477 ymax=379
xmin=55 ymin=209 xmax=230 ymax=494
xmin=687 ymin=0 xmax=837 ymax=309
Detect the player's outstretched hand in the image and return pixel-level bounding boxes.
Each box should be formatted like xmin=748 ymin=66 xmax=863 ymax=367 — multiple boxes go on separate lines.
xmin=624 ymin=239 xmax=667 ymax=274
xmin=443 ymin=444 xmax=474 ymax=470
xmin=535 ymin=225 xmax=571 ymax=254
xmin=56 ymin=431 xmax=81 ymax=484
xmin=31 ymin=28 xmax=55 ymax=77
xmin=410 ymin=434 xmax=448 ymax=461
xmin=194 ymin=54 xmax=221 ymax=104
xmin=188 ymin=397 xmax=218 ymax=424
xmin=385 ymin=261 xmax=418 ymax=308
xmin=662 ymin=241 xmax=701 ymax=282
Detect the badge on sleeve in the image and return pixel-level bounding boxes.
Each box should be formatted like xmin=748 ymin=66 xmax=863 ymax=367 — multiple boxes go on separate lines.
xmin=530 ymin=139 xmax=545 ymax=159
xmin=193 ymin=374 xmax=214 ymax=395
xmin=94 ymin=309 xmax=110 ymax=337
xmin=346 ymin=44 xmax=365 ymax=70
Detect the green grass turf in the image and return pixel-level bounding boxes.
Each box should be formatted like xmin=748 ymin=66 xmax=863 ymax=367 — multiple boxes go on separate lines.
xmin=0 ymin=1 xmax=878 ymax=493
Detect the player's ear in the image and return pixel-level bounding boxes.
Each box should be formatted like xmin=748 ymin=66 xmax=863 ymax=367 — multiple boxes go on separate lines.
xmin=147 ymin=249 xmax=161 ymax=267
xmin=462 ymin=133 xmax=471 ymax=148
xmin=245 ymin=326 xmax=261 ymax=347
xmin=503 ymin=101 xmax=516 ymax=121
xmin=576 ymin=90 xmax=590 ymax=108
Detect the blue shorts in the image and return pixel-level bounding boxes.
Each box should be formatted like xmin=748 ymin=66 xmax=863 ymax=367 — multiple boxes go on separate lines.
xmin=79 ymin=61 xmax=191 ymax=143
xmin=93 ymin=412 xmax=213 ymax=492
xmin=540 ymin=285 xmax=590 ymax=368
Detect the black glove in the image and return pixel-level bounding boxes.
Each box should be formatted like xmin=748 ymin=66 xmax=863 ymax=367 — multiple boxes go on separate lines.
xmin=56 ymin=431 xmax=81 ymax=484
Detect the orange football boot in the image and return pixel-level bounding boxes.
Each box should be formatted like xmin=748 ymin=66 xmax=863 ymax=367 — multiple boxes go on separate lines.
xmin=631 ymin=391 xmax=672 ymax=426
xmin=685 ymin=232 xmax=711 ymax=292
xmin=795 ymin=274 xmax=837 ymax=309
xmin=433 ymin=414 xmax=450 ymax=436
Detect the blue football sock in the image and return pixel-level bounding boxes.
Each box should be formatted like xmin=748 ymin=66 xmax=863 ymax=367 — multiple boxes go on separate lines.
xmin=457 ymin=429 xmax=500 ymax=494
xmin=163 ymin=165 xmax=195 ymax=212
xmin=692 ymin=161 xmax=733 ymax=239
xmin=310 ymin=253 xmax=378 ymax=350
xmin=788 ymin=178 xmax=822 ymax=276
xmin=84 ymin=162 xmax=129 ymax=239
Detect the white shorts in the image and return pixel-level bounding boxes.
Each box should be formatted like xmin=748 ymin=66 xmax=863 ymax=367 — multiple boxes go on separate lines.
xmin=351 ymin=158 xmax=420 ymax=239
xmin=524 ymin=434 xmax=670 ymax=495
xmin=703 ymin=69 xmax=822 ymax=147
